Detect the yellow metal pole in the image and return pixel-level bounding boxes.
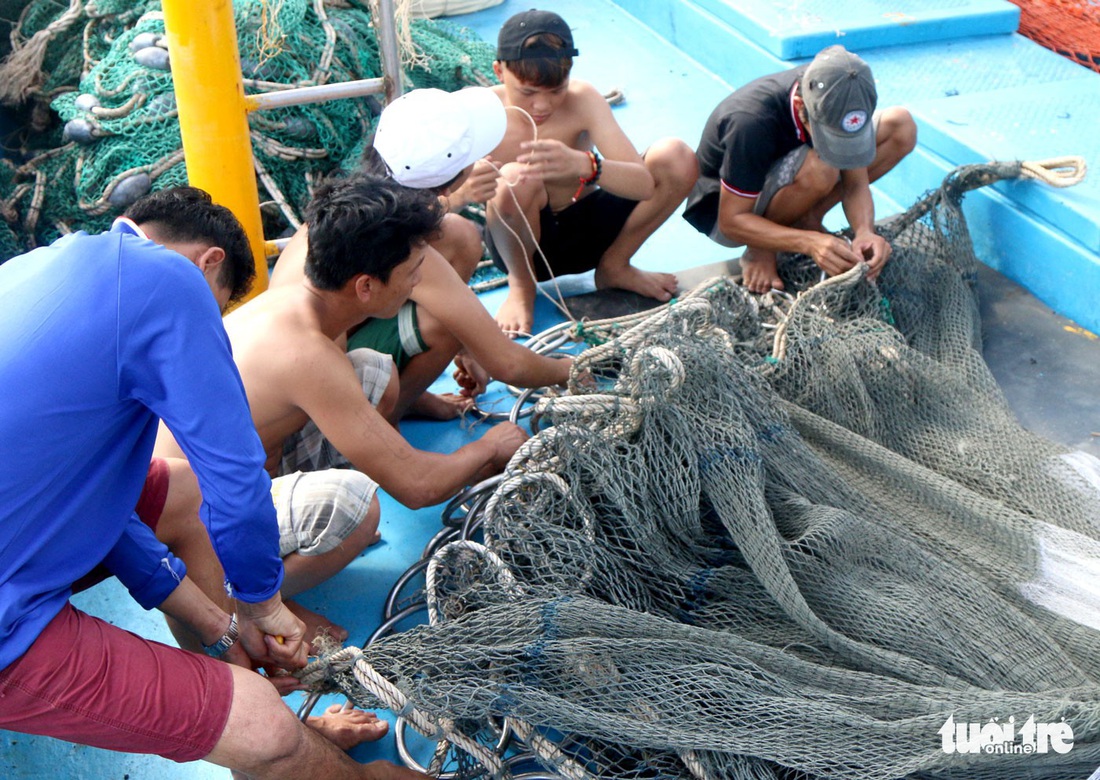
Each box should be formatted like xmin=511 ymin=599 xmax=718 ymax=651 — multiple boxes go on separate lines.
xmin=162 ymin=0 xmax=268 ymax=298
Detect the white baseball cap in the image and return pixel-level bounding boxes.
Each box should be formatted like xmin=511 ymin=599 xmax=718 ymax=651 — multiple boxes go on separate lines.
xmin=372 ymin=87 xmax=507 ymax=189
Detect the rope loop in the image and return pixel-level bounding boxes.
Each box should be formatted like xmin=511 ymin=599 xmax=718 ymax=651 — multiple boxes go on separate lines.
xmin=1019 ymin=155 xmax=1087 ymax=188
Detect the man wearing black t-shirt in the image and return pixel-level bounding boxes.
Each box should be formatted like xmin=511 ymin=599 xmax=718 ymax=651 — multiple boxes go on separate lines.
xmin=684 ymin=46 xmax=917 ymax=293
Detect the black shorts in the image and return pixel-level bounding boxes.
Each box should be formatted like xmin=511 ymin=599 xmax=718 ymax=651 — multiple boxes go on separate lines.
xmin=488 ymin=189 xmax=639 ymax=281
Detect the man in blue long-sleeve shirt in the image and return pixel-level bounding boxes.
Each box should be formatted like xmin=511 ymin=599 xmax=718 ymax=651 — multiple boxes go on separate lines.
xmin=0 ymin=189 xmax=423 ymax=780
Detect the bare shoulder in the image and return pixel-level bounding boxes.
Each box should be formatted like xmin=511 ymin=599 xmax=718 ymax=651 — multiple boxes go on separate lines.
xmin=225 ymin=290 xmax=343 ymax=383
xmin=566 ymin=79 xmax=614 ymax=116
xmin=553 ymin=79 xmax=619 ymax=146
xmin=567 ymin=78 xmax=603 ymax=102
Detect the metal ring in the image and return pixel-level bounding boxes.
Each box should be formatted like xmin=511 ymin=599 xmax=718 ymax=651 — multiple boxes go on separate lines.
xmin=422 ymin=525 xmax=462 ymax=560
xmin=394 ymin=718 xmax=458 ymax=780
xmin=382 ymin=557 xmax=431 ymax=620
xmin=295 ymin=689 xmax=325 ymax=721
xmin=394 ymin=716 xmax=514 ymax=777
xmin=365 ymin=602 xmax=427 ymax=646
xmin=508 ymin=386 xmax=543 ymax=424
xmin=460 ymin=508 xmax=485 ymax=542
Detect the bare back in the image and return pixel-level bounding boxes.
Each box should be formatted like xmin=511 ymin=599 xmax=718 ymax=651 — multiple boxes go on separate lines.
xmin=221 ymin=287 xmax=353 ymax=472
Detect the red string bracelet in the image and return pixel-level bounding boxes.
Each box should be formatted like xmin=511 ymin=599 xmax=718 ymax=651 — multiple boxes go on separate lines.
xmin=572 ymin=150 xmax=603 ymax=202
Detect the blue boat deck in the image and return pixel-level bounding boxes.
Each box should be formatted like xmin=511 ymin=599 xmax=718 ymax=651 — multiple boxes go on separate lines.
xmin=6 ymin=0 xmax=1100 ymax=776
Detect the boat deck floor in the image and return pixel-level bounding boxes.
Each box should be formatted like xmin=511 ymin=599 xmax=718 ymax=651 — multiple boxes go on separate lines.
xmin=4 ymin=0 xmax=1099 ymax=775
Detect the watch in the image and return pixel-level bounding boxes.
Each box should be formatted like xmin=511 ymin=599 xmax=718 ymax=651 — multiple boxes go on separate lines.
xmin=202 ymin=612 xmax=239 ymax=658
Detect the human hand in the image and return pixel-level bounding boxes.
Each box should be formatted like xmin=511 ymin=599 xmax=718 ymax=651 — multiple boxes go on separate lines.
xmin=262 ymin=666 xmax=311 ymax=696
xmin=518 ymin=140 xmax=589 ymax=182
xmin=808 ymin=233 xmax=863 ymax=278
xmin=481 ymin=422 xmax=528 ymax=473
xmin=448 ymin=158 xmax=501 ymax=208
xmin=453 ymin=353 xmax=490 ymax=398
xmin=236 ymin=594 xmax=308 ymax=671
xmin=222 ymin=640 xmax=308 ymax=695
xmin=851 ymin=230 xmax=891 ymax=280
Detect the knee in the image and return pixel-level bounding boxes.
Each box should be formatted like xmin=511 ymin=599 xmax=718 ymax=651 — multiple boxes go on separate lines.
xmin=645 ymin=138 xmax=699 ymax=195
xmin=416 ymin=307 xmax=460 ymax=356
xmin=880 ymin=107 xmax=918 ymax=158
xmin=348 ymin=493 xmax=381 ymax=552
xmin=438 ymin=214 xmax=483 ymax=282
xmin=798 ymin=152 xmax=842 ymax=198
xmin=155 ymin=459 xmax=203 ymax=546
xmin=491 ymin=163 xmax=540 ymax=218
xmin=376 ymin=364 xmax=400 ymax=421
xmin=221 ymin=666 xmax=308 ymax=770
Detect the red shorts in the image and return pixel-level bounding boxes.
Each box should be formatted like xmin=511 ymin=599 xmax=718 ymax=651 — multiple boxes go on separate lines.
xmin=0 ymin=603 xmax=234 ymax=761
xmin=72 ymin=457 xmax=171 ymax=594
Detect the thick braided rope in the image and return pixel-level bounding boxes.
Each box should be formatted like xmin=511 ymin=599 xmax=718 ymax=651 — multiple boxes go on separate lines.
xmin=771 ymin=262 xmax=868 ymax=362
xmin=425 ymin=539 xmax=524 ymax=625
xmin=1019 ymin=155 xmax=1087 ymax=187
xmin=295 ymin=647 xmax=506 ymax=773
xmin=0 ymin=0 xmax=85 ymax=104
xmin=508 ymin=719 xmax=601 ymax=780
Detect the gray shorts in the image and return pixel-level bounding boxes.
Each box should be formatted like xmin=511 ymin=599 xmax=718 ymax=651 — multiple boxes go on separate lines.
xmin=706 ymin=145 xmax=810 ymax=248
xmin=273 ymin=347 xmax=392 ymax=557
xmin=271 ymin=469 xmax=377 ymax=557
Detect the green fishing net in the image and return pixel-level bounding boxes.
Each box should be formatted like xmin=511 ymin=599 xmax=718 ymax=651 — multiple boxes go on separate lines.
xmin=0 ymin=0 xmax=497 ymax=258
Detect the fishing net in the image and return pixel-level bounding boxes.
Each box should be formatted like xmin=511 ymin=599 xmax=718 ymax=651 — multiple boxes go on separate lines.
xmin=0 ymin=0 xmax=497 ymax=258
xmin=408 ymin=0 xmax=504 ymax=18
xmin=1008 ymin=0 xmax=1100 ymax=74
xmin=296 ymin=159 xmax=1100 ymax=780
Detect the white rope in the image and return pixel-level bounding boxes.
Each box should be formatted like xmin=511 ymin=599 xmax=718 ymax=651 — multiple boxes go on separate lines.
xmin=485 ymin=105 xmax=579 ymax=326
xmin=295 ymin=647 xmax=506 ymax=774
xmin=425 ymin=539 xmax=523 ymax=625
xmin=509 ymin=719 xmax=600 ymax=780
xmin=771 ymin=262 xmax=866 ymax=362
xmin=1019 ymin=155 xmax=1087 ymax=188
xmin=351 ymin=656 xmax=506 ymax=772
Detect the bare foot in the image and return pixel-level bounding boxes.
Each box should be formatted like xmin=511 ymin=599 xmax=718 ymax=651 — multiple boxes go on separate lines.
xmin=307 ymin=704 xmax=389 ymax=751
xmin=594 ymin=264 xmax=678 ymax=302
xmin=408 ymin=391 xmax=473 ymax=420
xmin=285 ymin=599 xmax=349 ymax=650
xmin=739 ymin=248 xmax=784 ymax=294
xmin=495 ymin=287 xmax=535 ymax=338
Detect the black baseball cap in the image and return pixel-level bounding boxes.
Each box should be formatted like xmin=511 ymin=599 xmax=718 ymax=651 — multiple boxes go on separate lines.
xmin=497 ymin=9 xmax=579 ymax=61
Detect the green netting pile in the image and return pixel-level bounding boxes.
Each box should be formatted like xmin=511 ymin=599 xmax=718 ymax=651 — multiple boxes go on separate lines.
xmin=0 ymin=0 xmax=496 ymax=258
xmin=297 ymin=162 xmax=1100 ymax=780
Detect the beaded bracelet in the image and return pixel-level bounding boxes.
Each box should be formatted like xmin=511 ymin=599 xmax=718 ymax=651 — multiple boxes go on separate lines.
xmin=572 ymin=150 xmax=603 ymax=202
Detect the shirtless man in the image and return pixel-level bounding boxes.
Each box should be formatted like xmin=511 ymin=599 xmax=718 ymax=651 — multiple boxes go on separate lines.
xmin=683 ymin=45 xmax=917 ymax=293
xmin=271 ymin=87 xmax=573 ymax=421
xmin=156 ymin=175 xmax=528 ymax=634
xmin=485 ymin=8 xmax=699 ymax=336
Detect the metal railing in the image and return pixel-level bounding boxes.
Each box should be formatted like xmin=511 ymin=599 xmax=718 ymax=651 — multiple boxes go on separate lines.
xmin=161 ymin=0 xmax=403 ymax=299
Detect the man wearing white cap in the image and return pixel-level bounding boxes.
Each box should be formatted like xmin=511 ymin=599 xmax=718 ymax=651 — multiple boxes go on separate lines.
xmin=270 ymin=87 xmax=571 ymax=421
xmin=684 ymin=45 xmax=917 ymax=293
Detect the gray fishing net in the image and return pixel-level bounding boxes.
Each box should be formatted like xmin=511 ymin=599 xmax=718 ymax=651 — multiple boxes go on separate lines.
xmin=296 ymin=159 xmax=1100 ymax=780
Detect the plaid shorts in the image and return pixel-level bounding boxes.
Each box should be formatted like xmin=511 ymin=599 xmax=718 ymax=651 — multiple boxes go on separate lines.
xmin=273 ymin=347 xmax=390 ymax=556
xmin=270 ymin=469 xmax=378 ymax=557
xmin=279 ymin=348 xmax=392 ymax=474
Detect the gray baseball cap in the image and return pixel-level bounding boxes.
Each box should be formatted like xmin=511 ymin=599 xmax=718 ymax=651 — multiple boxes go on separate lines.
xmin=801 ymin=46 xmax=878 ymax=170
